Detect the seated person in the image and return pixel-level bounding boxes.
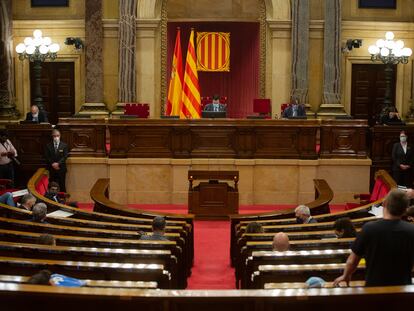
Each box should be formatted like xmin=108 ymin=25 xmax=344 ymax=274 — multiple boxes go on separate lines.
xmin=272 ymin=232 xmax=290 ymax=251
xmin=295 ymin=205 xmax=317 ymax=224
xmin=31 ymin=203 xmax=48 ymax=223
xmin=18 ymin=193 xmax=36 ymax=211
xmin=305 ymin=277 xmax=326 ymax=288
xmin=38 ymin=234 xmax=56 ymax=246
xmin=334 ymin=217 xmax=357 ymax=238
xmin=282 ymin=98 xmax=306 ymax=118
xmin=45 ymin=181 xmax=78 ymax=207
xmin=140 ymin=216 xmax=169 ymax=241
xmin=28 ymin=270 xmax=86 ymax=287
xmin=380 ymin=106 xmax=403 ymax=125
xmin=25 ymin=104 xmax=48 ymax=123
xmin=245 ymin=222 xmax=264 ymax=234
xmin=203 ymin=94 xmax=226 ymax=112
xmin=0 ymin=192 xmax=15 ymax=207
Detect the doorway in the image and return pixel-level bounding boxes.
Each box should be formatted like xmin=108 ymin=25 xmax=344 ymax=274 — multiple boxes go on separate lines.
xmin=351 ymin=64 xmax=396 ymax=126
xmin=30 ymin=61 xmax=75 ymax=124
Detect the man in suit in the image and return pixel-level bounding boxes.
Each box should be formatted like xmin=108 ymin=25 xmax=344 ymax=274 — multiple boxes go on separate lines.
xmin=203 ymin=94 xmax=227 ymax=112
xmin=295 ymin=205 xmax=317 ymax=224
xmin=44 ymin=129 xmax=68 ymax=192
xmin=25 ymin=104 xmax=48 ymax=123
xmin=392 ymin=131 xmax=413 ymax=187
xmin=282 ymin=98 xmax=306 ymax=118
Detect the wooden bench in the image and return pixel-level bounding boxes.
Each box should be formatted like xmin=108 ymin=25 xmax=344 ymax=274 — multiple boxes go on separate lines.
xmin=1 ymin=283 xmax=413 ymax=310
xmin=241 ymin=249 xmax=351 ymax=288
xmin=0 ymin=256 xmax=172 ymax=288
xmin=0 ymin=241 xmax=182 ymax=288
xmin=230 ymin=179 xmax=333 ymax=266
xmin=0 ymin=275 xmax=158 ymax=289
xmin=251 ymin=262 xmax=365 ymax=289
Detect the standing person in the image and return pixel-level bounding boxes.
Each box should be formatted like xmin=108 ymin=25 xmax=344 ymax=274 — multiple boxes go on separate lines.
xmin=333 ymin=189 xmax=414 ymax=287
xmin=25 ymin=104 xmax=48 ymax=123
xmin=44 ymin=129 xmax=68 ymax=192
xmin=0 ymin=130 xmax=17 ymax=186
xmin=392 ymin=131 xmax=413 ymax=187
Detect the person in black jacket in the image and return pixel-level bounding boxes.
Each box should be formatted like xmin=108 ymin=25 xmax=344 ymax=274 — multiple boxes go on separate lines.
xmin=44 ymin=129 xmax=68 ymax=192
xmin=392 ymin=131 xmax=413 ymax=187
xmin=25 ymin=104 xmax=48 ymax=123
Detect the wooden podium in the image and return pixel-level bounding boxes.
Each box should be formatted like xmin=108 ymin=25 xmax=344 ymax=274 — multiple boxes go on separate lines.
xmin=188 ymin=170 xmax=239 ymax=219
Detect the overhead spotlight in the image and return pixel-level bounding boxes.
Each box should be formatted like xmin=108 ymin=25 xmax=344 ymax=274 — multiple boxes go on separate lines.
xmin=342 ymin=39 xmax=363 ymax=53
xmin=64 ymin=37 xmax=84 ymax=51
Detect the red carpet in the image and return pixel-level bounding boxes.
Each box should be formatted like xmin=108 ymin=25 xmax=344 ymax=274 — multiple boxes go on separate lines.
xmin=186 ymin=220 xmax=234 ymax=289
xmin=78 ymin=203 xmax=346 ymax=289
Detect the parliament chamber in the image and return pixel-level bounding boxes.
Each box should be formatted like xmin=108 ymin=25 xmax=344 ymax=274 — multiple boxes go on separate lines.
xmin=1 ymin=0 xmax=414 ymax=309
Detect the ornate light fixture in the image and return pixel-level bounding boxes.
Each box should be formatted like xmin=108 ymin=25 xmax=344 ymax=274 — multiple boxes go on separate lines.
xmin=368 ymin=32 xmax=412 ymax=111
xmin=368 ymin=31 xmax=412 ymax=64
xmin=15 ymin=29 xmax=60 ymax=110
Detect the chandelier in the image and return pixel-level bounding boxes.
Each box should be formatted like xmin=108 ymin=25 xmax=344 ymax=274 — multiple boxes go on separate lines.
xmin=368 ymin=31 xmax=412 ymax=64
xmin=15 ymin=29 xmax=60 ymax=62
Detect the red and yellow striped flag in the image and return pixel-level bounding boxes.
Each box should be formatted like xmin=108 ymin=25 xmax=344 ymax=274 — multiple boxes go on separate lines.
xmin=166 ymin=29 xmax=184 ymax=116
xmin=181 ymin=29 xmax=201 ymax=119
xmin=197 ymin=32 xmax=230 ymax=72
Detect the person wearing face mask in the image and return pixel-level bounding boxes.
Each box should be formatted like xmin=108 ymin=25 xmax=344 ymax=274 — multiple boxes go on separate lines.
xmin=0 ymin=130 xmax=17 ymax=186
xmin=380 ymin=106 xmax=403 ymax=125
xmin=44 ymin=129 xmax=68 ymax=192
xmin=282 ymin=97 xmax=306 ymax=118
xmin=392 ymin=131 xmax=413 ymax=188
xmin=25 ymin=104 xmax=48 ymax=123
xmin=294 ymin=205 xmax=317 ymax=224
xmin=333 ymin=217 xmax=357 ymax=238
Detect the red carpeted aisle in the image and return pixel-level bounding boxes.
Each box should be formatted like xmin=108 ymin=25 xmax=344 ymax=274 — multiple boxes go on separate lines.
xmin=186 ymin=220 xmax=234 ymax=289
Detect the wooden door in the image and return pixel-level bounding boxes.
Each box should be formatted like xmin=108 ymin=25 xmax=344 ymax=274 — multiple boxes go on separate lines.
xmin=351 ymin=64 xmax=396 ymax=126
xmin=30 ymin=61 xmax=75 ymax=124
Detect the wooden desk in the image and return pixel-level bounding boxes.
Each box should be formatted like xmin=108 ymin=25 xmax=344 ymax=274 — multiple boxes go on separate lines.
xmin=108 ymin=119 xmax=319 ymax=159
xmin=188 ymin=170 xmax=239 ymax=218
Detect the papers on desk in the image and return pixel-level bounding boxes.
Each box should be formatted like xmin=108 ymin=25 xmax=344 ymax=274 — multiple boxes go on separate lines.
xmin=47 ymin=210 xmax=74 ymax=218
xmin=11 ymin=189 xmax=29 ymax=197
xmin=368 ymin=205 xmax=383 ymax=218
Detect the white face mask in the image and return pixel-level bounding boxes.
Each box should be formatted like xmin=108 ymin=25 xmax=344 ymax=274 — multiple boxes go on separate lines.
xmin=400 ymin=136 xmax=407 ymax=143
xmin=53 ymin=137 xmax=60 ymax=144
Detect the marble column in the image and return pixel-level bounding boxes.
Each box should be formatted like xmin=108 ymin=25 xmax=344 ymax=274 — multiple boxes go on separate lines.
xmin=114 ymin=0 xmax=137 ymax=114
xmin=0 ymin=0 xmax=19 ymax=119
xmin=318 ymin=0 xmax=346 ymax=117
xmin=291 ymin=0 xmax=310 ymax=108
xmin=78 ymin=0 xmax=109 ymax=117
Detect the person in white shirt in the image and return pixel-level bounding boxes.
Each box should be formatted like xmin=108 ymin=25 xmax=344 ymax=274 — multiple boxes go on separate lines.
xmin=0 ymin=130 xmax=17 ymax=186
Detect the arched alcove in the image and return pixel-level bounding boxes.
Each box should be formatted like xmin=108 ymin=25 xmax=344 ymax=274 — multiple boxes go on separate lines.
xmin=156 ymin=0 xmax=270 ymax=116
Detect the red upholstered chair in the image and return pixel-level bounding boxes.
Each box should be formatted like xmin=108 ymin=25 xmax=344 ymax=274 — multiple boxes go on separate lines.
xmin=345 ymin=172 xmax=390 ymax=210
xmin=35 ymin=175 xmax=49 ymax=196
xmin=280 ymin=103 xmax=289 ymax=116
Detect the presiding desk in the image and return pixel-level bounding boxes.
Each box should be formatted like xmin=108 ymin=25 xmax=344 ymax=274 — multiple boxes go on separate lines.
xmin=188 ymin=170 xmax=239 ymax=218
xmin=108 ymin=119 xmax=320 ymax=159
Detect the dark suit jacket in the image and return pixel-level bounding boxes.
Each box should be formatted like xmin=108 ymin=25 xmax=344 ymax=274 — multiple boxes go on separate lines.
xmin=392 ymin=142 xmax=413 ymax=171
xmin=44 ymin=141 xmax=69 ymax=172
xmin=282 ymin=104 xmax=306 ymax=118
xmin=307 ymin=217 xmax=318 ymax=224
xmin=44 ymin=191 xmax=65 ymax=204
xmin=204 ymin=103 xmax=227 ymax=112
xmin=25 ymin=111 xmax=48 ymax=123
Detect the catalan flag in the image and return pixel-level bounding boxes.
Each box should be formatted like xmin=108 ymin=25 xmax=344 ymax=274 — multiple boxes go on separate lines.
xmin=166 ymin=28 xmax=184 ymax=116
xmin=181 ymin=29 xmax=201 ymax=119
xmin=197 ymin=32 xmax=230 ymax=72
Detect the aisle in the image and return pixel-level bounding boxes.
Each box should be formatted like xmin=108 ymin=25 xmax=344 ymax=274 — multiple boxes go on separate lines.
xmin=186 ymin=220 xmax=235 ymax=289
